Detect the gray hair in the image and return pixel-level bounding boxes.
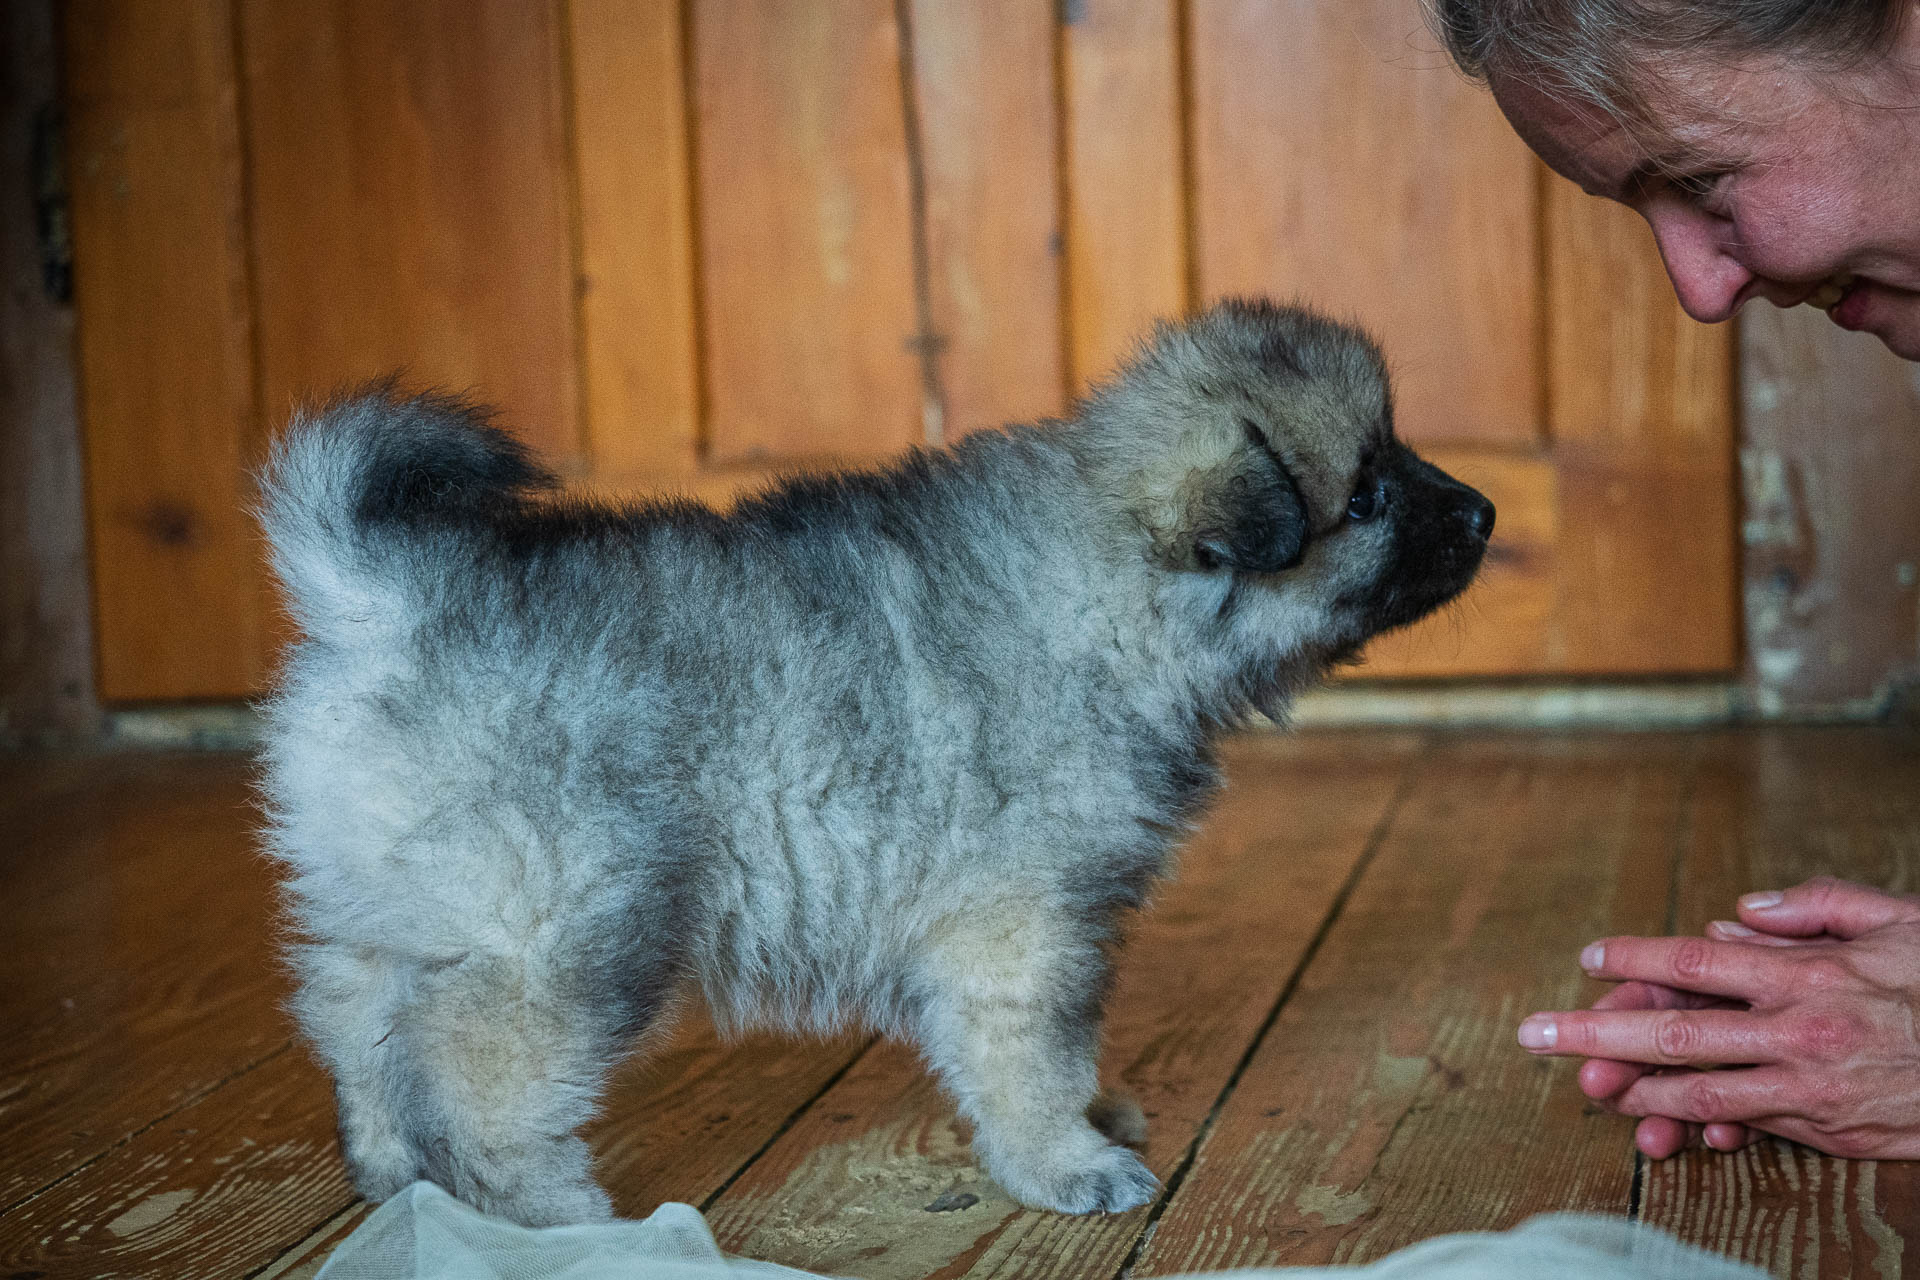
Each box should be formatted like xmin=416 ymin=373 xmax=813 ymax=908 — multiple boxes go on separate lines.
xmin=1428 ymin=0 xmax=1908 ymax=124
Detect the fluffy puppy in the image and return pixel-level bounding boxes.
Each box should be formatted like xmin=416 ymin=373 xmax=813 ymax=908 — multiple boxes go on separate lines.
xmin=256 ymin=298 xmax=1493 ymax=1226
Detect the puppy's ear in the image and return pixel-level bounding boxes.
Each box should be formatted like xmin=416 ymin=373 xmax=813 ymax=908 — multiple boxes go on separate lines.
xmin=1158 ymin=424 xmax=1311 ymax=575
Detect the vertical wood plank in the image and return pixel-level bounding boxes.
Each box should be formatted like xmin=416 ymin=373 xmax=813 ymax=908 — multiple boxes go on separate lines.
xmin=1546 ymin=179 xmax=1739 ymax=674
xmin=702 ymin=735 xmax=1421 ymax=1279
xmin=64 ymin=0 xmax=268 ymax=701
xmin=1133 ymin=736 xmax=1691 ymax=1271
xmin=240 ymin=0 xmax=582 ymax=466
xmin=1188 ymin=1 xmax=1541 ymax=447
xmin=1061 ymin=0 xmax=1187 ymax=394
xmin=1 ymin=0 xmax=100 ymax=739
xmin=1640 ymin=729 xmax=1920 ymax=1278
xmin=568 ymin=0 xmax=703 ymax=485
xmin=908 ymin=0 xmax=1064 ymax=440
xmin=1740 ymin=311 xmax=1920 ymax=711
xmin=693 ymin=0 xmax=921 ymax=465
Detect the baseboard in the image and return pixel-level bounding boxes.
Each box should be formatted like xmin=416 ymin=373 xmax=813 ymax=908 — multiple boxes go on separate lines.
xmin=14 ymin=678 xmax=1901 ymax=754
xmin=1289 ymin=679 xmax=1886 ymax=730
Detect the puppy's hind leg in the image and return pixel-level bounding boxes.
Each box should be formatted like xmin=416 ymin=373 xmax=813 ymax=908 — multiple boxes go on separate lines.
xmin=291 ymin=942 xmax=430 ymax=1203
xmin=391 ymin=950 xmax=657 ymax=1226
xmin=911 ymin=905 xmax=1158 ymax=1215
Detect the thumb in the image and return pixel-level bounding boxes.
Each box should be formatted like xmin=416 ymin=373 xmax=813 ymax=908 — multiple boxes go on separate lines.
xmin=1737 ymin=876 xmax=1920 ymax=940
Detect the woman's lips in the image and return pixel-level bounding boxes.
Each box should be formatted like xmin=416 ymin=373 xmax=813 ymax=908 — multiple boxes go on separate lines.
xmin=1829 ymin=281 xmax=1871 ymax=331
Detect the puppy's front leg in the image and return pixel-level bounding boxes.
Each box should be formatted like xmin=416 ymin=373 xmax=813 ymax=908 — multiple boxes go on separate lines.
xmin=911 ymin=904 xmax=1157 ymax=1214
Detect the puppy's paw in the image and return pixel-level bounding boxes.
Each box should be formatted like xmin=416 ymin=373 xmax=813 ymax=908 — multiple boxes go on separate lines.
xmin=988 ymin=1129 xmax=1160 ymax=1215
xmin=1039 ymin=1144 xmax=1159 ymax=1215
xmin=1086 ymin=1089 xmax=1148 ymax=1149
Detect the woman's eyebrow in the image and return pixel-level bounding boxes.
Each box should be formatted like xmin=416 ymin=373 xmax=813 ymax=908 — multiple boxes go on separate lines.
xmin=1609 ymin=147 xmax=1723 ymax=201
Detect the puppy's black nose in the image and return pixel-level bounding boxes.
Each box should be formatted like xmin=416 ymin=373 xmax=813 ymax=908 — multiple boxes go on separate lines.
xmin=1467 ymin=497 xmax=1496 ymax=540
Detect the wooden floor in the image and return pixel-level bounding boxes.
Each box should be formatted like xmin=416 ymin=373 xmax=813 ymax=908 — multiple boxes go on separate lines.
xmin=2 ymin=728 xmax=1917 ymax=1279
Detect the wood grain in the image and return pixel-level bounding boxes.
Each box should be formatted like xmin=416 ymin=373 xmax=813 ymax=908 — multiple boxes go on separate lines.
xmin=703 ymin=733 xmax=1423 ymax=1279
xmin=907 ymin=0 xmax=1065 ymax=441
xmin=5 ymin=733 xmax=1918 ymax=1275
xmin=0 ymin=0 xmax=99 ymax=743
xmin=1061 ymin=0 xmax=1187 ymax=394
xmin=192 ymin=1022 xmax=875 ymax=1280
xmin=0 ymin=754 xmax=289 ymax=1206
xmin=1544 ymin=177 xmax=1738 ymax=675
xmin=63 ymin=2 xmax=1756 ymax=691
xmin=64 ymin=0 xmax=271 ymax=701
xmin=239 ymin=0 xmax=582 ymax=466
xmin=1640 ymin=728 xmax=1920 ymax=1278
xmin=692 ymin=0 xmax=921 ymax=465
xmin=568 ymin=0 xmax=703 ymax=486
xmin=0 ymin=1048 xmax=350 ymax=1280
xmin=0 ymin=752 xmax=873 ymax=1276
xmin=592 ymin=1021 xmax=872 ymax=1219
xmin=1188 ymin=1 xmax=1541 ymax=447
xmin=1132 ymin=734 xmax=1701 ymax=1272
xmin=1739 ymin=308 xmax=1920 ymax=712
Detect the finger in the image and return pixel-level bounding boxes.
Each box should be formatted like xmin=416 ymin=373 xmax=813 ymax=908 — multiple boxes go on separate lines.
xmin=1579 ymin=935 xmax=1793 ymax=1001
xmin=1613 ymin=1067 xmax=1792 ymax=1124
xmin=1592 ymin=980 xmax=1738 ymax=1013
xmin=1567 ymin=983 xmax=1749 ymax=1099
xmin=1567 ymin=984 xmax=1738 ymax=1097
xmin=1636 ymin=1116 xmax=1689 ymax=1159
xmin=1702 ymin=1122 xmax=1757 ymax=1151
xmin=1518 ymin=1008 xmax=1781 ymax=1066
xmin=1579 ymin=1055 xmax=1645 ymax=1100
xmin=1705 ymin=920 xmax=1827 ymax=948
xmin=1738 ymin=876 xmax=1920 ymax=940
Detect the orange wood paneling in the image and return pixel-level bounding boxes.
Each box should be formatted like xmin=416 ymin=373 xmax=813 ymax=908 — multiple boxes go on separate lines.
xmin=1546 ymin=178 xmax=1738 ymax=673
xmin=66 ymin=2 xmax=1740 ymax=697
xmin=1061 ymin=0 xmax=1188 ymax=393
xmin=238 ymin=0 xmax=582 ymax=466
xmin=908 ymin=0 xmax=1065 ymax=440
xmin=64 ymin=0 xmax=271 ymax=701
xmin=568 ymin=0 xmax=703 ymax=486
xmin=1188 ymin=0 xmax=1542 ymax=448
xmin=691 ymin=0 xmax=922 ymax=465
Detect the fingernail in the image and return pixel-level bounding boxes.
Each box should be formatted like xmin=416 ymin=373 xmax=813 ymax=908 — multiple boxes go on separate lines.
xmin=1740 ymin=891 xmax=1784 ymax=911
xmin=1518 ymin=1016 xmax=1557 ymax=1050
xmin=1580 ymin=942 xmax=1605 ymax=971
xmin=1711 ymin=920 xmax=1757 ymax=937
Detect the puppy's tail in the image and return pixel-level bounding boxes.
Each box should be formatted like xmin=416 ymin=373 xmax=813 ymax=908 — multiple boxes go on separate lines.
xmin=256 ymin=386 xmax=555 ymax=642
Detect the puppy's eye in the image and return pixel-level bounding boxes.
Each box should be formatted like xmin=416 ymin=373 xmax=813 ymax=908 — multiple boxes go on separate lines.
xmin=1347 ymin=485 xmax=1379 ymax=522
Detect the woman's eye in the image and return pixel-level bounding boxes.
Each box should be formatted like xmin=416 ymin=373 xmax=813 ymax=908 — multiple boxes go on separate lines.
xmin=1347 ymin=487 xmax=1377 ymax=522
xmin=1670 ymin=169 xmax=1732 ymax=208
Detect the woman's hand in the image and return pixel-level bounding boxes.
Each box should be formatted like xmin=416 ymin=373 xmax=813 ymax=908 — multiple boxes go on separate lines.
xmin=1517 ymin=878 xmax=1920 ymax=1159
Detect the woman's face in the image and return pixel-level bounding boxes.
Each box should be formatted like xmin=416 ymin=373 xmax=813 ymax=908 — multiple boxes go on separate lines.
xmin=1491 ymin=39 xmax=1920 ymax=360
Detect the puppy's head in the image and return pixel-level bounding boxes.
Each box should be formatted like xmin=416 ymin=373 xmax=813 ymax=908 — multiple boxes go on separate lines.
xmin=1084 ymin=297 xmax=1494 ymax=665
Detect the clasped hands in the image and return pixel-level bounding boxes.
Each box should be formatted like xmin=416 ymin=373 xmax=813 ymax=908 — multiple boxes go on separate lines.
xmin=1517 ymin=877 xmax=1920 ymax=1159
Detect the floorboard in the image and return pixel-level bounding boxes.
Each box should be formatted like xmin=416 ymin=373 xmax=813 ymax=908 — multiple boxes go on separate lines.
xmin=702 ymin=734 xmax=1422 ymax=1279
xmin=1131 ymin=734 xmax=1698 ymax=1272
xmin=1638 ymin=729 xmax=1920 ymax=1278
xmin=0 ymin=755 xmax=288 ymax=1207
xmin=1 ymin=729 xmax=1915 ymax=1278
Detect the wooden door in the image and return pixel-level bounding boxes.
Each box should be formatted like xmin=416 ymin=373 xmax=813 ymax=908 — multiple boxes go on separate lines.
xmin=65 ymin=0 xmax=1736 ymax=700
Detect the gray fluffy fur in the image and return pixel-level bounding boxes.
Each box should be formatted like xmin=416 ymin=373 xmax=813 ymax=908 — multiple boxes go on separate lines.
xmin=256 ymin=299 xmax=1492 ymax=1226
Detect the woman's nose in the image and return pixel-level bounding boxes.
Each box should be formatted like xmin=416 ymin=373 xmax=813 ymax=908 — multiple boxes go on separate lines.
xmin=1642 ymin=205 xmax=1753 ymax=324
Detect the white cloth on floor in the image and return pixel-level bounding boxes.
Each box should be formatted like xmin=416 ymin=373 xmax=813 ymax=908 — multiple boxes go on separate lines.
xmin=316 ymin=1181 xmax=1769 ymax=1280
